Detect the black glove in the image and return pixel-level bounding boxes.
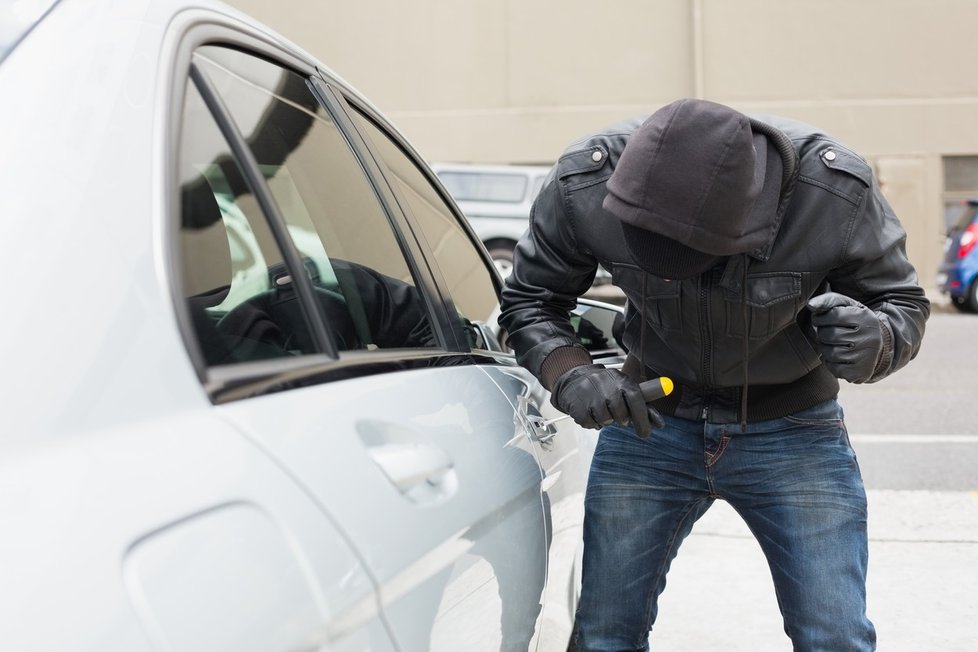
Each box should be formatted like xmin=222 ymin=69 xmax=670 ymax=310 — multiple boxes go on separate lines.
xmin=808 ymin=292 xmax=886 ymax=383
xmin=550 ymin=365 xmax=665 ymax=438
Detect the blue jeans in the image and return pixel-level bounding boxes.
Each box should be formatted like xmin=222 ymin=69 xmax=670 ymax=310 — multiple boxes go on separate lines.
xmin=574 ymin=399 xmax=876 ymax=651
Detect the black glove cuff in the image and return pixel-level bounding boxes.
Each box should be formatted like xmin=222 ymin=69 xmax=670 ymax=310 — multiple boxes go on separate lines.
xmin=540 ymin=345 xmax=594 ymax=389
xmin=869 ymin=314 xmax=894 ymax=381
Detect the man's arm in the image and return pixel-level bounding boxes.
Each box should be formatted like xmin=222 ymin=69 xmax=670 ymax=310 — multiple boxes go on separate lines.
xmin=817 ymin=179 xmax=930 ymax=383
xmin=498 ymin=170 xmax=601 ymax=388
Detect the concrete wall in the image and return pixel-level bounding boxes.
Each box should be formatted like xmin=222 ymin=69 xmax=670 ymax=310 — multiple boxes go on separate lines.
xmin=228 ymin=0 xmax=978 ymax=287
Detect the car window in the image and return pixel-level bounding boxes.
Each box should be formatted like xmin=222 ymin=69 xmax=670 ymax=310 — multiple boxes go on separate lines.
xmin=349 ymin=111 xmax=501 ymax=347
xmin=188 ymin=47 xmax=436 ymax=357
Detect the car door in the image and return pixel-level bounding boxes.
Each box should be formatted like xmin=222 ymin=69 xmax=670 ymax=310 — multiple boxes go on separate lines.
xmin=341 ymin=103 xmax=597 ymax=649
xmin=174 ymin=42 xmax=555 ymax=651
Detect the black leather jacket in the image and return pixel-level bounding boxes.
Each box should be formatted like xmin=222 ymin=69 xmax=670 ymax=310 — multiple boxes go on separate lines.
xmin=499 ymin=114 xmax=929 ymax=423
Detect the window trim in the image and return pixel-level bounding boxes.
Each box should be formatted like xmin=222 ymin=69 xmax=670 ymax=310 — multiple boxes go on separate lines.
xmin=204 ymin=349 xmax=479 ymax=403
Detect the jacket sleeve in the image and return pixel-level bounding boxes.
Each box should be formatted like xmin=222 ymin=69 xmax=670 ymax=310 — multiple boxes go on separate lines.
xmin=828 ymin=178 xmax=930 ymax=382
xmin=498 ymin=169 xmax=602 ymax=387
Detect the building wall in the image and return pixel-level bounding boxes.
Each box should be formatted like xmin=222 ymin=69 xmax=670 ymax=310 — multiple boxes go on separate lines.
xmin=228 ymin=0 xmax=978 ymax=287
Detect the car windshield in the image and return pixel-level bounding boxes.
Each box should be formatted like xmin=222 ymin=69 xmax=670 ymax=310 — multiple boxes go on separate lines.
xmin=0 ymin=0 xmax=60 ymax=64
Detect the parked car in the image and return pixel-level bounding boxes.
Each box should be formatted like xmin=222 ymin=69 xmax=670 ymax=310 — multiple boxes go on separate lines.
xmin=937 ymin=198 xmax=978 ymax=312
xmin=430 ymin=162 xmax=552 ymax=278
xmin=0 ymin=1 xmax=627 ymax=650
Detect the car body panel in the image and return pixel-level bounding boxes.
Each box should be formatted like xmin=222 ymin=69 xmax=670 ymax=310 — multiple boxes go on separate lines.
xmin=0 ymin=412 xmax=394 ymax=652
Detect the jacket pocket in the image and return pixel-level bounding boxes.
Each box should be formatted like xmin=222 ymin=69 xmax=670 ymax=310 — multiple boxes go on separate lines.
xmin=612 ymin=265 xmax=684 ymax=333
xmin=724 ymin=272 xmax=803 ymax=340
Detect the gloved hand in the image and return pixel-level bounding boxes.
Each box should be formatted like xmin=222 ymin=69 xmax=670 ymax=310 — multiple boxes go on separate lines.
xmin=550 ymin=364 xmax=665 ymax=438
xmin=808 ymin=292 xmax=886 ymax=383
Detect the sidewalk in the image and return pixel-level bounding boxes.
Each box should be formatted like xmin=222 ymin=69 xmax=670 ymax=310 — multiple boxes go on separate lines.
xmin=649 ymin=488 xmax=978 ymax=650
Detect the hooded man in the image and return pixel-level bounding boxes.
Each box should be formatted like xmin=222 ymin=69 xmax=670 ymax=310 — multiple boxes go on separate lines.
xmin=498 ymin=98 xmax=929 ymax=651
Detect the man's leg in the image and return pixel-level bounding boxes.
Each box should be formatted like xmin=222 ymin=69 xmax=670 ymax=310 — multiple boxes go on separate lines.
xmin=575 ymin=420 xmax=713 ymax=652
xmin=714 ymin=400 xmax=877 ymax=652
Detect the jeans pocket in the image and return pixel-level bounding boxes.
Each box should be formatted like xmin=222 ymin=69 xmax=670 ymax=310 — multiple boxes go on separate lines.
xmin=782 ymin=399 xmax=845 ymax=429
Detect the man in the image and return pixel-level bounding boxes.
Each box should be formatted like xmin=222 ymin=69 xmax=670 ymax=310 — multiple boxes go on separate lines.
xmin=499 ymin=99 xmax=929 ymax=651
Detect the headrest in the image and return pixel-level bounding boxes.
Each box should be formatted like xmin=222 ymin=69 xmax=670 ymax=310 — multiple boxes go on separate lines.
xmin=179 ymin=178 xmax=232 ymax=298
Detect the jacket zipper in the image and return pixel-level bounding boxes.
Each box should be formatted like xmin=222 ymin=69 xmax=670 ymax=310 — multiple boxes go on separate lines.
xmin=698 ymin=270 xmax=716 ymax=420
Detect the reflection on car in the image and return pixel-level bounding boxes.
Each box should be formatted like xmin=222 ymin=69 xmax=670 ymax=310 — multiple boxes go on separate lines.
xmin=0 ymin=1 xmax=627 ymax=650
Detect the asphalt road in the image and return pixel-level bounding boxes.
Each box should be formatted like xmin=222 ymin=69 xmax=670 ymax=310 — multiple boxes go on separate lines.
xmin=839 ymin=305 xmax=976 ymax=435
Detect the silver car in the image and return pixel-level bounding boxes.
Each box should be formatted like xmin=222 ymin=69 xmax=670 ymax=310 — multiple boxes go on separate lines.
xmin=0 ymin=1 xmax=625 ymax=650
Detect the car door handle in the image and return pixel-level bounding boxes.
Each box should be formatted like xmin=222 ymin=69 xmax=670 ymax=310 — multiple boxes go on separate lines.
xmin=366 ymin=442 xmax=458 ymax=505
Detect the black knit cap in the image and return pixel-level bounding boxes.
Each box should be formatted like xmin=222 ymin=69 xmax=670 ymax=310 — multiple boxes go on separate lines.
xmin=603 ymin=99 xmax=769 ymax=279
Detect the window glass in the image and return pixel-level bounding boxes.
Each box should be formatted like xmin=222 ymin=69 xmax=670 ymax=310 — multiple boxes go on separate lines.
xmin=349 ymin=110 xmax=500 ymax=341
xmin=437 ymin=171 xmax=528 ymax=203
xmin=193 ymin=47 xmax=435 ymax=353
xmin=177 ymin=81 xmax=320 ymax=365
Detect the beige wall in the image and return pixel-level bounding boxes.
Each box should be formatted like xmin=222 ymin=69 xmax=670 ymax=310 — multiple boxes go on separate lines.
xmin=228 ymin=0 xmax=978 ymax=287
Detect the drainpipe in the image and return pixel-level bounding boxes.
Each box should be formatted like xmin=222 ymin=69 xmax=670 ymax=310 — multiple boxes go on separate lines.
xmin=691 ymin=0 xmax=705 ymax=98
